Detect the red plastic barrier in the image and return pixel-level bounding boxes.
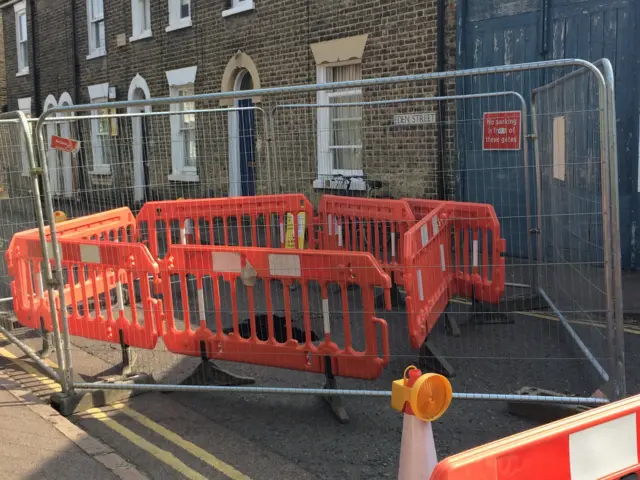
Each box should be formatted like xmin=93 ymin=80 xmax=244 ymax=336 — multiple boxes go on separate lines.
xmin=159 ymin=245 xmax=392 ymax=379
xmin=431 ymin=393 xmax=640 ymax=480
xmin=447 ymin=203 xmax=506 ymax=304
xmin=6 ymin=208 xmax=138 ymax=330
xmin=402 ymin=204 xmax=454 ymax=348
xmin=317 ymin=195 xmax=416 ymax=285
xmin=403 ymin=198 xmax=447 ymax=221
xmin=137 ymin=195 xmax=315 ymax=259
xmin=9 ymin=235 xmax=161 ymax=349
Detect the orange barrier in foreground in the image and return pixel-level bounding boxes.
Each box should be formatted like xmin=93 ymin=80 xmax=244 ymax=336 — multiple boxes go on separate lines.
xmin=431 ymin=394 xmax=640 ymax=480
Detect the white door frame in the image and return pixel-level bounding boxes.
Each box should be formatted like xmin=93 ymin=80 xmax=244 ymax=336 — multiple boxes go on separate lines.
xmin=58 ymin=92 xmax=75 ymax=198
xmin=43 ymin=94 xmax=60 ymax=196
xmin=128 ymin=74 xmax=152 ymax=202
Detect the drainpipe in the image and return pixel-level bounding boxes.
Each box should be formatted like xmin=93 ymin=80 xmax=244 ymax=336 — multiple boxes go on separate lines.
xmin=435 ymin=0 xmax=447 ymax=200
xmin=71 ymin=0 xmax=79 ymax=103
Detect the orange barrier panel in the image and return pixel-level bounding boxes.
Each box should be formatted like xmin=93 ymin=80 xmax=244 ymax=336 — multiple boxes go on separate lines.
xmin=447 ymin=203 xmax=506 ymax=304
xmin=317 ymin=195 xmax=416 ymax=285
xmin=402 ymin=204 xmax=454 ymax=349
xmin=430 ymin=393 xmax=640 ymax=480
xmin=159 ymin=245 xmax=392 ymax=379
xmin=137 ymin=194 xmax=315 ymax=259
xmin=403 ymin=198 xmax=447 ymax=221
xmin=6 ymin=208 xmax=138 ymax=330
xmin=9 ymin=235 xmax=161 ymax=349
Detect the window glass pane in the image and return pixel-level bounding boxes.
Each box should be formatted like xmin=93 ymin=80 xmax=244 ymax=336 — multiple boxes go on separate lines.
xmin=20 ymin=43 xmax=28 ymax=67
xmin=184 ymin=130 xmax=196 ymax=168
xmin=329 ymin=93 xmax=362 ymax=171
xmin=180 ymin=0 xmax=190 ymax=19
xmin=141 ymin=0 xmax=149 ymax=30
xmin=92 ymin=0 xmax=104 ymax=19
xmin=19 ymin=13 xmax=27 ymax=41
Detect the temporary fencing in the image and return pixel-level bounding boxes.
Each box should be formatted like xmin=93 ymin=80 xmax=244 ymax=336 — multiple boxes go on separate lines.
xmin=430 ymin=392 xmax=640 ymax=479
xmin=0 ymin=58 xmax=624 ymax=419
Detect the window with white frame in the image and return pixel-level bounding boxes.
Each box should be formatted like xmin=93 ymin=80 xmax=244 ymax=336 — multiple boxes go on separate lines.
xmin=131 ymin=0 xmax=151 ymax=41
xmin=316 ymin=63 xmax=363 ymax=187
xmin=167 ymin=0 xmax=191 ymax=31
xmin=87 ymin=0 xmax=106 ymax=58
xmin=222 ymin=0 xmax=255 ymax=17
xmin=166 ymin=66 xmax=198 ymax=181
xmin=88 ymin=83 xmax=112 ymax=174
xmin=18 ymin=97 xmax=31 ymax=176
xmin=14 ymin=2 xmax=28 ymax=75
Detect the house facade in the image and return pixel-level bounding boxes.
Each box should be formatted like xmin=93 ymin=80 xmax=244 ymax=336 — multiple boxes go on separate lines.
xmin=1 ymin=0 xmax=457 ymax=210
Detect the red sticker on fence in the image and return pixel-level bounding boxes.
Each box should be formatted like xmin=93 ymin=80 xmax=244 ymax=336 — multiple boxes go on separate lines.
xmin=483 ymin=111 xmax=521 ymax=151
xmin=51 ymin=135 xmax=80 ymax=153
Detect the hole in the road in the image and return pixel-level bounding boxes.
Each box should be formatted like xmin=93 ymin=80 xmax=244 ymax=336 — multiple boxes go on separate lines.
xmin=620 ymin=473 xmax=638 ymax=480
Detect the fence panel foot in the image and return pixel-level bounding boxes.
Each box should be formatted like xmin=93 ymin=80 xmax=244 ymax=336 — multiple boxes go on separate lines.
xmin=418 ymin=339 xmax=456 ymax=378
xmin=506 ymin=386 xmax=594 ymax=424
xmin=180 ymin=341 xmax=255 ymax=387
xmin=322 ymin=357 xmax=349 ymax=424
xmin=50 ymin=373 xmax=155 ymax=416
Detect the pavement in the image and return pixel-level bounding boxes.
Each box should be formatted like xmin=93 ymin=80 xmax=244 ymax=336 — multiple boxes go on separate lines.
xmin=0 ymin=369 xmax=140 ymax=480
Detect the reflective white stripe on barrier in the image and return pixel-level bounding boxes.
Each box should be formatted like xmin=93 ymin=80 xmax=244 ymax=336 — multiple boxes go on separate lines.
xmin=473 ymin=240 xmax=478 ymax=268
xmin=322 ymin=298 xmax=330 ymax=334
xmin=440 ymin=244 xmax=446 ymax=271
xmin=211 ymin=252 xmax=242 ymax=273
xmin=198 ymin=288 xmax=206 ymax=322
xmin=268 ymin=254 xmax=301 ymax=277
xmin=569 ymin=413 xmax=638 ymax=480
xmin=116 ymin=281 xmax=125 ymax=313
xmin=432 ymin=216 xmax=439 ymax=235
xmin=420 ymin=225 xmax=428 ymax=247
xmin=391 ymin=233 xmax=396 ymax=259
xmin=417 ymin=269 xmax=424 ymax=302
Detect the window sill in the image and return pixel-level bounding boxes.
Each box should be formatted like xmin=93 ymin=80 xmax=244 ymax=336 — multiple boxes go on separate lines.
xmin=168 ymin=172 xmax=199 ymax=183
xmin=222 ymin=2 xmax=255 ymax=17
xmin=130 ymin=30 xmax=153 ymax=43
xmin=86 ymin=49 xmax=107 ymax=60
xmin=313 ymin=177 xmax=366 ymax=191
xmin=16 ymin=68 xmax=29 ymax=77
xmin=165 ymin=19 xmax=192 ymax=32
xmin=90 ymin=166 xmax=112 ymax=176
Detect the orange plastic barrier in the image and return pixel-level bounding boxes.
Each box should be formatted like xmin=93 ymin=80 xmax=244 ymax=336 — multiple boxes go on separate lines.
xmin=403 ymin=198 xmax=446 ymax=221
xmin=447 ymin=203 xmax=506 ymax=304
xmin=158 ymin=245 xmax=392 ymax=379
xmin=9 ymin=235 xmax=161 ymax=349
xmin=6 ymin=208 xmax=138 ymax=330
xmin=402 ymin=204 xmax=454 ymax=348
xmin=317 ymin=195 xmax=416 ymax=285
xmin=137 ymin=194 xmax=315 ymax=259
xmin=430 ymin=393 xmax=640 ymax=480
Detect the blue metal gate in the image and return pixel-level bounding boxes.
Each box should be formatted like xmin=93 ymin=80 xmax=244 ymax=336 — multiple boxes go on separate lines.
xmin=457 ymin=0 xmax=638 ymax=267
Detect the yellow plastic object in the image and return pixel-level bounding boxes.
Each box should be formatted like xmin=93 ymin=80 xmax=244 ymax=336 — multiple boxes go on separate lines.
xmin=391 ymin=366 xmax=453 ymax=422
xmin=53 ymin=211 xmax=67 ymax=223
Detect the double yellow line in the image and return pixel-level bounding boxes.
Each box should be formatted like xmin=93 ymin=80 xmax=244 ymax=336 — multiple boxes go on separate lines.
xmin=0 ymin=336 xmax=251 ymax=480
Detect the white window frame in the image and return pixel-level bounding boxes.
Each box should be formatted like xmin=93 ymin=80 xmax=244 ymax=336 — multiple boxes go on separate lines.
xmin=18 ymin=97 xmax=31 ymax=176
xmin=314 ymin=62 xmax=365 ymax=191
xmin=14 ymin=2 xmax=29 ymax=76
xmin=166 ymin=0 xmax=192 ymax=32
xmin=166 ymin=66 xmax=198 ymax=182
xmin=87 ymin=0 xmax=106 ymax=59
xmin=88 ymin=83 xmax=111 ymax=175
xmin=130 ymin=0 xmax=152 ymax=42
xmin=222 ymin=0 xmax=255 ymax=17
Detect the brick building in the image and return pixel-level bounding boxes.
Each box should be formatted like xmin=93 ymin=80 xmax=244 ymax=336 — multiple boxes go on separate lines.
xmin=1 ymin=0 xmax=457 ymax=210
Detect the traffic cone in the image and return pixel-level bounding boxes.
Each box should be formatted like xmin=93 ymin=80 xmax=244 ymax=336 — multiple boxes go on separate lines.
xmin=391 ymin=366 xmax=453 ymax=480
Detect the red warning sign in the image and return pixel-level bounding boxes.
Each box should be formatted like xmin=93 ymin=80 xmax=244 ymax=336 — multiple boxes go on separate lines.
xmin=51 ymin=135 xmax=80 ymax=153
xmin=483 ymin=111 xmax=522 ymax=151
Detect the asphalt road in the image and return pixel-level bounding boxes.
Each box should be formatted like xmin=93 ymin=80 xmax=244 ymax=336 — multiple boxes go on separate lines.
xmin=4 ymin=291 xmax=638 ymax=479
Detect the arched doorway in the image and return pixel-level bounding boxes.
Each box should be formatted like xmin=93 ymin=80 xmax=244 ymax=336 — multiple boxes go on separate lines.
xmin=128 ymin=74 xmax=152 ymax=202
xmin=228 ymin=70 xmax=256 ymax=197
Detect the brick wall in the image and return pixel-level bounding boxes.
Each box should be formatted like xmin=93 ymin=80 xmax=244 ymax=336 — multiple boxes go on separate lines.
xmin=2 ymin=0 xmax=458 ymax=211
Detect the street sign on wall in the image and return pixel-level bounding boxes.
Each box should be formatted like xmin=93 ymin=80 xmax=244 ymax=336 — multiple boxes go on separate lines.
xmin=482 ymin=111 xmax=522 ymax=150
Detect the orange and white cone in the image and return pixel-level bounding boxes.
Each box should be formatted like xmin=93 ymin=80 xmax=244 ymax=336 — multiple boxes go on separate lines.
xmin=392 ymin=366 xmax=453 ymax=480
